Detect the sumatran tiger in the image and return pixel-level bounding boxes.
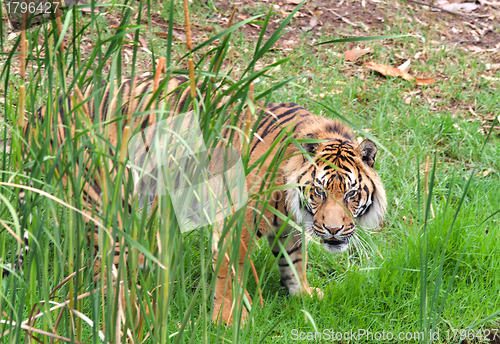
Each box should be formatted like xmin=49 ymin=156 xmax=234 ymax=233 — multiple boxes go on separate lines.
xmin=11 ymin=75 xmax=387 ymax=324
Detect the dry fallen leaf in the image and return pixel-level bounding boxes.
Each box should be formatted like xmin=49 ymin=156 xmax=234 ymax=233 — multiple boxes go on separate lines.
xmin=398 ymin=59 xmax=411 ymax=73
xmin=365 ymin=61 xmax=414 ymax=81
xmin=238 ymin=14 xmax=262 ymax=28
xmin=344 ymin=48 xmax=373 ymax=62
xmin=483 ymin=168 xmax=492 ymax=177
xmin=466 ymin=45 xmax=484 ymax=53
xmin=154 ymin=32 xmax=168 ymax=38
xmin=482 ymin=75 xmax=500 ymax=81
xmin=79 ymin=0 xmax=101 ymax=14
xmin=286 ymin=0 xmax=302 ymax=4
xmin=415 ymin=77 xmax=436 ymax=86
xmin=302 ymin=16 xmax=318 ymax=31
xmin=478 ymin=0 xmax=500 ymax=6
xmin=155 ymin=30 xmax=187 ymax=41
xmin=365 ymin=61 xmax=436 ymax=85
xmin=138 ymin=36 xmax=148 ymax=49
xmin=80 ymin=7 xmax=101 ymax=14
xmin=438 ymin=2 xmax=479 ymax=12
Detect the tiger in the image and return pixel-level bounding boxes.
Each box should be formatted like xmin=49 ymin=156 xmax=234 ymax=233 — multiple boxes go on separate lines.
xmin=9 ymin=74 xmax=387 ymax=325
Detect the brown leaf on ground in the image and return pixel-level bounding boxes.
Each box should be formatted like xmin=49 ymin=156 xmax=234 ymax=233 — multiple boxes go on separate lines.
xmin=80 ymin=7 xmax=101 ymax=14
xmin=365 ymin=61 xmax=414 ymax=81
xmin=286 ymin=0 xmax=302 ymax=4
xmin=138 ymin=36 xmax=148 ymax=48
xmin=154 ymin=30 xmax=187 ymax=41
xmin=397 ymin=58 xmax=411 ymax=73
xmin=302 ymin=16 xmax=318 ymax=31
xmin=238 ymin=14 xmax=260 ymax=28
xmin=466 ymin=45 xmax=484 ymax=53
xmin=78 ymin=0 xmax=101 ymax=14
xmin=483 ymin=168 xmax=492 ymax=177
xmin=437 ymin=1 xmax=479 ymax=12
xmin=344 ymin=48 xmax=373 ymax=62
xmin=415 ymin=77 xmax=436 ymax=86
xmin=154 ymin=32 xmax=168 ymax=38
xmin=365 ymin=61 xmax=435 ymax=85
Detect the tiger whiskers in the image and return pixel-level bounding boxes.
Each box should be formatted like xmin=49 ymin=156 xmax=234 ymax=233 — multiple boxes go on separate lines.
xmin=287 ymin=227 xmax=318 ymax=250
xmin=350 ymin=232 xmax=374 ymax=263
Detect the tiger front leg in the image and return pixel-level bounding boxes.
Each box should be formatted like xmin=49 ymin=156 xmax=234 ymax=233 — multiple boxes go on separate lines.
xmin=268 ymin=234 xmax=323 ymax=298
xmin=211 ymin=228 xmax=251 ymax=325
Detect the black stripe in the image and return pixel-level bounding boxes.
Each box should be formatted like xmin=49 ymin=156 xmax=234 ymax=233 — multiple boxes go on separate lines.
xmin=254 ymin=112 xmax=275 ymax=134
xmin=286 ymin=246 xmax=300 ymax=255
xmin=100 ymin=87 xmax=110 ymax=122
xmin=272 ymin=198 xmax=279 ymax=226
xmin=37 ymin=107 xmax=44 ymax=123
xmin=121 ymin=79 xmax=133 ymax=116
xmin=269 ymin=103 xmax=285 ymax=112
xmin=268 ymin=121 xmax=302 ymax=152
xmin=297 ymin=169 xmax=308 ymax=184
xmin=173 ymin=75 xmax=188 ymax=85
xmin=274 ymin=110 xmax=297 ymax=129
xmin=250 ymin=106 xmax=302 ymax=155
xmin=259 ymin=108 xmax=300 ymax=139
xmin=177 ymin=92 xmax=189 ymax=113
xmin=167 ymin=77 xmax=187 ymax=106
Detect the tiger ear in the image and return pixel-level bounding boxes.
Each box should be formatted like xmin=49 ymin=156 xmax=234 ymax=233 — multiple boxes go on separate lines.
xmin=358 ymin=139 xmax=378 ymax=168
xmin=301 ymin=133 xmax=318 ymax=154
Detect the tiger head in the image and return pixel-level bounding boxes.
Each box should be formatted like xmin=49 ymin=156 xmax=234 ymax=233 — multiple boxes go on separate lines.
xmin=284 ymin=119 xmax=387 ymax=254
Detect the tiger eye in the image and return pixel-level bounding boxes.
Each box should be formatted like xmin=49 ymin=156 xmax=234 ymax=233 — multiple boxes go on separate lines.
xmin=345 ymin=190 xmax=357 ymax=199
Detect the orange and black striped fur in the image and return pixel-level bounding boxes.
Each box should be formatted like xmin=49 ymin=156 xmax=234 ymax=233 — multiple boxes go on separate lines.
xmin=17 ymin=76 xmax=387 ymax=324
xmin=22 ymin=75 xmax=197 ymax=273
xmin=213 ymin=101 xmax=388 ymax=323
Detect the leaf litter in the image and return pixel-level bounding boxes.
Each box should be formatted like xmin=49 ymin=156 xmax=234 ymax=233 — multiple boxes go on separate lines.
xmin=365 ymin=61 xmax=436 ymax=85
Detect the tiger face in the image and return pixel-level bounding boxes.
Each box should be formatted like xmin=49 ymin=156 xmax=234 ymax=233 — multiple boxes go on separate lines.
xmin=284 ymin=121 xmax=387 ymax=254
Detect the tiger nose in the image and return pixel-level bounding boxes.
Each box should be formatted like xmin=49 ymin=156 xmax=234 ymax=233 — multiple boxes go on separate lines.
xmin=324 ymin=225 xmax=344 ymax=235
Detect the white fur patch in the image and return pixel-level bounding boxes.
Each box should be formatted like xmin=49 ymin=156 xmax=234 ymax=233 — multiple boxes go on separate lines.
xmin=357 ymin=180 xmax=387 ymax=229
xmin=323 ymin=242 xmax=349 ymax=253
xmin=285 ymin=188 xmax=314 ymax=230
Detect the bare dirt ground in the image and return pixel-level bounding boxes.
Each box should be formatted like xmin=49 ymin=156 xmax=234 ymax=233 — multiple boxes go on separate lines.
xmin=209 ymin=0 xmax=500 ymax=134
xmin=1 ymin=0 xmax=499 ymax=132
xmin=216 ymin=0 xmax=500 ymax=48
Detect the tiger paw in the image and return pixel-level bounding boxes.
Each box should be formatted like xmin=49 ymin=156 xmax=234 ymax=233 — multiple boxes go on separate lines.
xmin=304 ymin=286 xmax=324 ymax=299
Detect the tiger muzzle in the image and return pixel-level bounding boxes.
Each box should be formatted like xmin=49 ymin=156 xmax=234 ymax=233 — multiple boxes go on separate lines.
xmin=324 ymin=224 xmax=345 ymax=236
xmin=323 ymin=224 xmax=355 ymax=242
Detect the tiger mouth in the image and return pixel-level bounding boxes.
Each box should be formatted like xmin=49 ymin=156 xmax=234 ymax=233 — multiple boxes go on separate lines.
xmin=323 ymin=237 xmax=350 ymax=246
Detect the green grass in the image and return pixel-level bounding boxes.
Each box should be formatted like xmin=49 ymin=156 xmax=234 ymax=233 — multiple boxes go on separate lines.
xmin=0 ymin=0 xmax=499 ymax=343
